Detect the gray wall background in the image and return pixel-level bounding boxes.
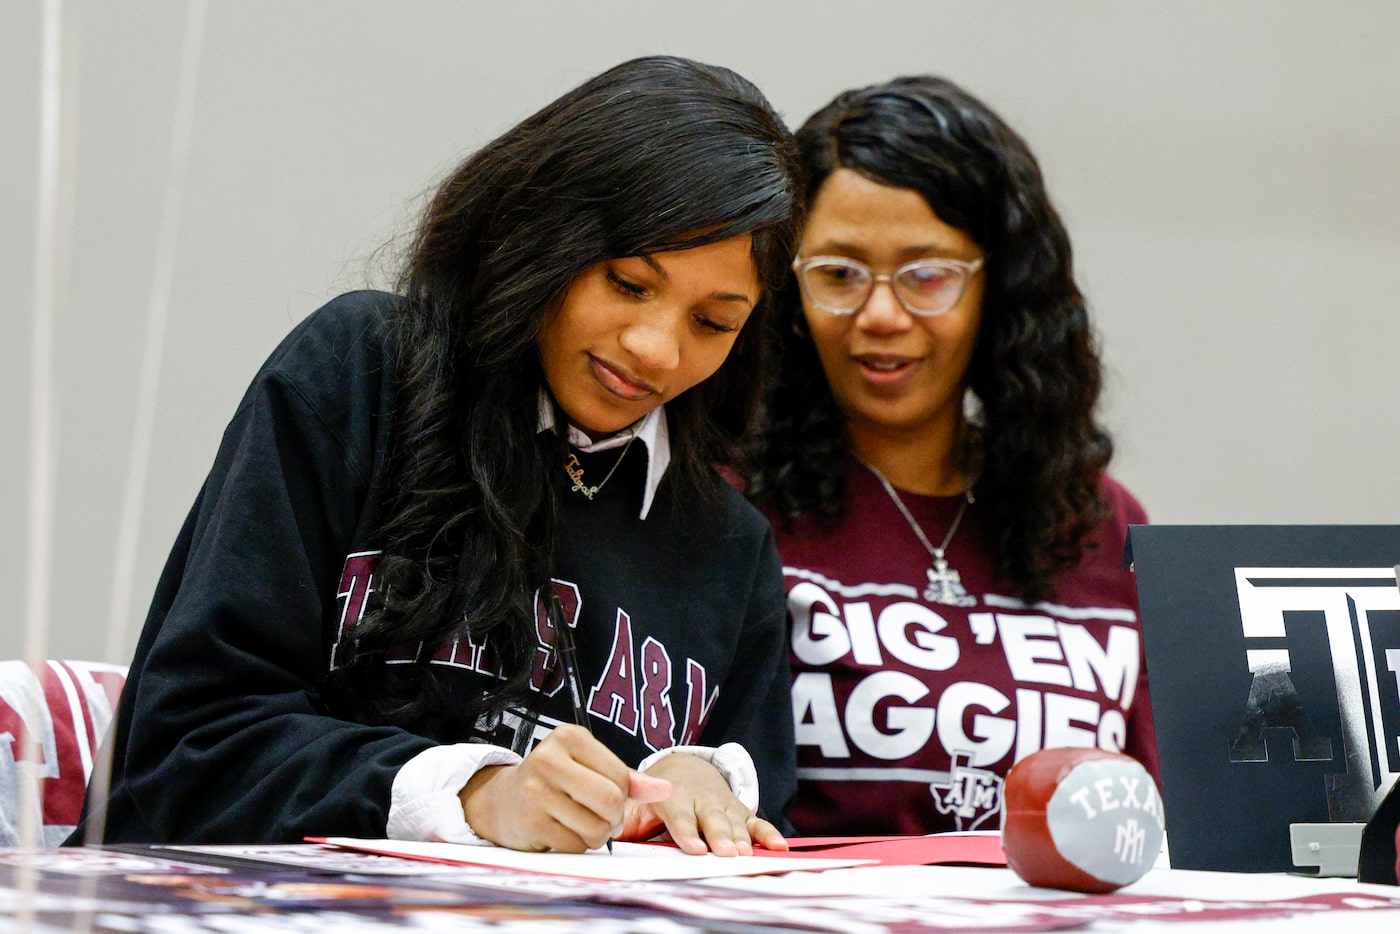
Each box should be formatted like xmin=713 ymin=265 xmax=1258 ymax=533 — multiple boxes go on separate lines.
xmin=5 ymin=1 xmax=1400 ymax=662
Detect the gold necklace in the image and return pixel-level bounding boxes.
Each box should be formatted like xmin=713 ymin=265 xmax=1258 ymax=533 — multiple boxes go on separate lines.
xmin=564 ymin=433 xmax=636 ymax=500
xmin=861 ymin=459 xmax=977 ymax=607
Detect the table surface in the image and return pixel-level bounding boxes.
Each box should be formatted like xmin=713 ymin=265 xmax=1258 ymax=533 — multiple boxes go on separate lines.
xmin=1 ymin=843 xmax=1398 ymax=933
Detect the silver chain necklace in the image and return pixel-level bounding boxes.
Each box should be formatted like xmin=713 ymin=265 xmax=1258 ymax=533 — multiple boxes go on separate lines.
xmin=861 ymin=460 xmax=977 ymax=607
xmin=563 ymin=433 xmax=636 ymax=500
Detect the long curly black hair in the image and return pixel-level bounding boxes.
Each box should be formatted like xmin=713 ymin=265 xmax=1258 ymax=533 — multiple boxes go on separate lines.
xmin=746 ymin=75 xmax=1111 ymax=601
xmin=329 ymin=57 xmax=802 ymax=735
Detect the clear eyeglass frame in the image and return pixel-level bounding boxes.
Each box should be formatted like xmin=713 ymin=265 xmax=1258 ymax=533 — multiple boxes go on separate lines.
xmin=791 ymin=254 xmax=986 ymax=317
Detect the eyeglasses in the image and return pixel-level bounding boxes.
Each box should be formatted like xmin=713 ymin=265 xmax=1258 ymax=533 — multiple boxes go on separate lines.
xmin=792 ymin=254 xmax=985 ymax=317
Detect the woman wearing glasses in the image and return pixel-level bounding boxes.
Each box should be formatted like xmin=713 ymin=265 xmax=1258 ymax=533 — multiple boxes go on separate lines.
xmin=745 ymin=76 xmax=1157 ymax=835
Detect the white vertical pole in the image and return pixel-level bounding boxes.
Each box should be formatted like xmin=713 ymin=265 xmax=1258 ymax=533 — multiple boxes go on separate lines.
xmin=19 ymin=0 xmax=65 ymax=925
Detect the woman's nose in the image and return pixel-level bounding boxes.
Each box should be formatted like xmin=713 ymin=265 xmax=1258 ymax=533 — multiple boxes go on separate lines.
xmin=618 ymin=313 xmax=682 ymax=371
xmin=854 ymin=280 xmax=914 ymax=333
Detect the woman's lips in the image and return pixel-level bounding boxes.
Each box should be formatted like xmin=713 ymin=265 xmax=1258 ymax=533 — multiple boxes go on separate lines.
xmin=589 ymin=354 xmax=658 ymax=401
xmin=853 ymin=352 xmax=920 ymax=386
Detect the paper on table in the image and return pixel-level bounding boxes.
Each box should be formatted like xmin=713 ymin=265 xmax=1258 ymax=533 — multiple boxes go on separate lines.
xmin=772 ymin=832 xmax=1007 ymax=867
xmin=313 ymin=837 xmax=876 ymax=881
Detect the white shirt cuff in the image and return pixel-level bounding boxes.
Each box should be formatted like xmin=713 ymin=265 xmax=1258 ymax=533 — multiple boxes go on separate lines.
xmin=636 ymin=742 xmax=760 ymax=812
xmin=387 ymin=744 xmax=521 ymax=844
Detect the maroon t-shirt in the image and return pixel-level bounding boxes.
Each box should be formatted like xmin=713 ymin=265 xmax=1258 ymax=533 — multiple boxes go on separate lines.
xmin=770 ymin=457 xmax=1157 ymax=835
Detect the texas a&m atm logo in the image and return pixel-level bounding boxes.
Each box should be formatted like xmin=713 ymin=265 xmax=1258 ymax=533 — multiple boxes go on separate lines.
xmin=1229 ymin=567 xmax=1400 ymax=819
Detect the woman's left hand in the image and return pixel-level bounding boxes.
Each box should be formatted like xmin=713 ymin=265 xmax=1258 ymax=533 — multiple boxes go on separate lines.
xmin=615 ymin=753 xmax=788 ymax=856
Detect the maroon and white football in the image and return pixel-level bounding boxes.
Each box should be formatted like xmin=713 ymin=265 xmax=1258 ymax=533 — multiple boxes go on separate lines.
xmin=1002 ymin=747 xmax=1165 ymax=893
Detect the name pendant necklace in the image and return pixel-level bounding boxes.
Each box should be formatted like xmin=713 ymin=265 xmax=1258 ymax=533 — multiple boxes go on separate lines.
xmin=862 ymin=460 xmax=978 ymax=608
xmin=563 ymin=433 xmax=636 ymax=500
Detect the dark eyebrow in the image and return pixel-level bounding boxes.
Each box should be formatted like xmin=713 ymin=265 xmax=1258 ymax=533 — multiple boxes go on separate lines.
xmin=807 ymin=240 xmax=867 ymax=256
xmin=640 ymin=254 xmax=754 ymax=308
xmin=640 ymin=254 xmax=668 ymax=278
xmin=809 ymin=240 xmax=969 ymax=262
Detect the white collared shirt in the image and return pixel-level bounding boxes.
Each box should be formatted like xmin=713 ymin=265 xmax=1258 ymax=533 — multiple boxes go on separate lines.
xmin=535 ymin=395 xmax=671 ymax=520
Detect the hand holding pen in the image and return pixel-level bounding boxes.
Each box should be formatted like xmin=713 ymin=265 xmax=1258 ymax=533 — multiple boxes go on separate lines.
xmin=542 ymin=594 xmax=783 ymax=857
xmin=549 ymin=592 xmax=618 ymax=853
xmin=456 ymin=594 xmax=671 ymax=853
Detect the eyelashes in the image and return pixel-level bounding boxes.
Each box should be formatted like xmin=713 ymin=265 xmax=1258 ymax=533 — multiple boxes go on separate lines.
xmin=607 ymin=271 xmax=647 ymax=298
xmin=607 ymin=269 xmax=739 ymax=335
xmin=696 ymin=316 xmax=737 ymax=334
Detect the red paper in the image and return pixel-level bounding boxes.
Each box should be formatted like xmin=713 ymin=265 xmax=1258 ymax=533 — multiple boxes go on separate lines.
xmin=767 ymin=834 xmax=1006 ymax=867
xmin=638 ymin=833 xmax=1008 ymax=867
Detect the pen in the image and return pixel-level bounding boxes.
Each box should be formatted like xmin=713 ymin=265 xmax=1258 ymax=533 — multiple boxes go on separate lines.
xmin=547 ymin=592 xmax=613 ymax=854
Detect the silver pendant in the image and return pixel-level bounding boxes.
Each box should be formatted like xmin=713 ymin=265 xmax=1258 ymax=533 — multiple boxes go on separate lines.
xmin=924 ymin=553 xmax=977 ymax=607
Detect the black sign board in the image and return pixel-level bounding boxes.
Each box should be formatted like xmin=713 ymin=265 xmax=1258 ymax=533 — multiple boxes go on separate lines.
xmin=1128 ymin=525 xmax=1400 ymax=872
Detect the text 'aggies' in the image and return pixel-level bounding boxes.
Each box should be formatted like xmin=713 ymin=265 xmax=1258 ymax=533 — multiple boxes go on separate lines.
xmin=330 ymin=552 xmax=717 ymax=753
xmin=788 ymin=577 xmax=1141 ymax=769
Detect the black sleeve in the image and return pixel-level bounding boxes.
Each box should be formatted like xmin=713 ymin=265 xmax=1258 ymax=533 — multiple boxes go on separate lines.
xmin=111 ymin=329 xmax=434 ymax=843
xmin=698 ymin=527 xmax=796 ymax=830
xmin=1359 ymin=779 xmax=1400 ymax=884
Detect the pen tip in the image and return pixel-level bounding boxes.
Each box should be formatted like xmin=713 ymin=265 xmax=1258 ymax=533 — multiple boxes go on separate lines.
xmin=607 ymin=839 xmax=614 ymax=854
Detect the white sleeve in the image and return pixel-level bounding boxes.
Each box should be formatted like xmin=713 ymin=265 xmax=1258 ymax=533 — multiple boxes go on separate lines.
xmin=635 ymin=742 xmax=760 ymax=812
xmin=386 ymin=744 xmax=521 ymax=844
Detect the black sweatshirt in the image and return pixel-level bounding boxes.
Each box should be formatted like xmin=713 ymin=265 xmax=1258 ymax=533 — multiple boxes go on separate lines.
xmin=78 ymin=291 xmax=795 ymax=844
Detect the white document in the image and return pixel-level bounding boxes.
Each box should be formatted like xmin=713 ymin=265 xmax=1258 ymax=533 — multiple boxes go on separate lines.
xmin=319 ymin=837 xmax=875 ymax=881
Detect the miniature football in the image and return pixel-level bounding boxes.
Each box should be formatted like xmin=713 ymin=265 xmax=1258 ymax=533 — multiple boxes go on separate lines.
xmin=1002 ymin=747 xmax=1165 ymax=893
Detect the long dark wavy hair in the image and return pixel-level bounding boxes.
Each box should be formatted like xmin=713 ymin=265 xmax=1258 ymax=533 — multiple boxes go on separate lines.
xmin=330 ymin=57 xmax=802 ymax=734
xmin=746 ymin=75 xmax=1111 ymax=601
